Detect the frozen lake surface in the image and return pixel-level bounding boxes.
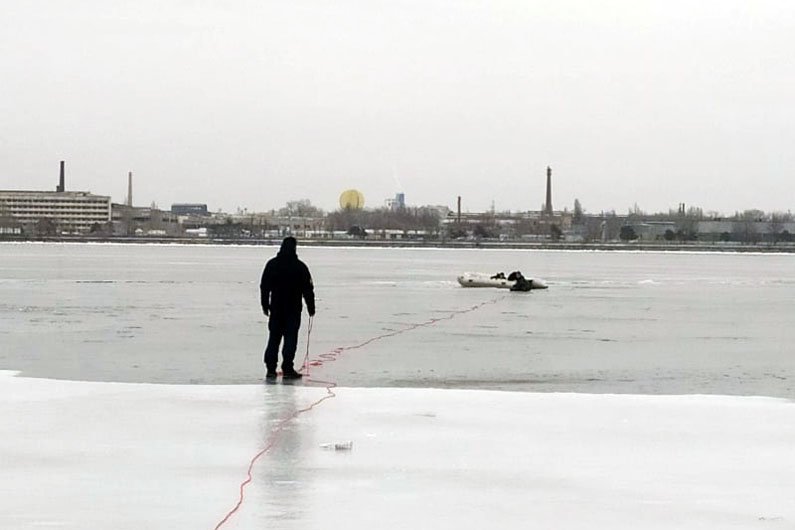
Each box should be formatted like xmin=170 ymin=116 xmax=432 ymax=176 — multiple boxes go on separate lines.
xmin=1 ymin=243 xmax=794 ymax=397
xmin=2 ymin=243 xmax=794 ymax=529
xmin=2 ymin=371 xmax=793 ymax=529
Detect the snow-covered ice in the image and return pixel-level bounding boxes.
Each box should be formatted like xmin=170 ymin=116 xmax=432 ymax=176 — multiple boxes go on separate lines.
xmin=1 ymin=370 xmax=794 ymax=529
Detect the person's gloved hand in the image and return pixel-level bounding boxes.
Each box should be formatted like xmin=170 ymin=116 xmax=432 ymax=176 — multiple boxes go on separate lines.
xmin=262 ymin=306 xmax=269 ymax=317
xmin=308 ymin=308 xmax=316 ymax=317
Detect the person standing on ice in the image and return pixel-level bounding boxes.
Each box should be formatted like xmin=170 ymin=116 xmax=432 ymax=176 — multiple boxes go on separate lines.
xmin=260 ymin=236 xmax=316 ymax=380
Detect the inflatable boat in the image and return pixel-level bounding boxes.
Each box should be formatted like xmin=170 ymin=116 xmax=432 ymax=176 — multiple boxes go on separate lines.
xmin=457 ymin=272 xmax=548 ymax=290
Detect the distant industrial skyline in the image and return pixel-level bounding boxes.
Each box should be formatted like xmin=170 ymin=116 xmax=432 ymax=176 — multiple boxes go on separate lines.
xmin=1 ymin=1 xmax=793 ymax=214
xmin=1 ymin=159 xmax=792 ymax=217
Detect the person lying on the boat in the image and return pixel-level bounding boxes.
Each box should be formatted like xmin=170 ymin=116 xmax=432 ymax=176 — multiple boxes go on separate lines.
xmin=490 ymin=272 xmax=506 ymax=280
xmin=508 ymin=271 xmax=533 ymax=291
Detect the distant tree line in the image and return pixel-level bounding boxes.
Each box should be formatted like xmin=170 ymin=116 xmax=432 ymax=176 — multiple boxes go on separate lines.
xmin=327 ymin=206 xmax=442 ymax=237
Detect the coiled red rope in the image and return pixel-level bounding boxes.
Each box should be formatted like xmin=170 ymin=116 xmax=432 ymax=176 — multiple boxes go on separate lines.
xmin=212 ymin=295 xmax=504 ymax=529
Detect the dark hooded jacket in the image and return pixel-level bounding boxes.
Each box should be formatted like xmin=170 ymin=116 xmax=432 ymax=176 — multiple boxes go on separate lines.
xmin=260 ymin=238 xmax=315 ymax=316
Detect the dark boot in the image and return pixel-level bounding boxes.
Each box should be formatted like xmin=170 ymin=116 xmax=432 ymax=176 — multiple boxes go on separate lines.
xmin=282 ymin=369 xmax=303 ymax=380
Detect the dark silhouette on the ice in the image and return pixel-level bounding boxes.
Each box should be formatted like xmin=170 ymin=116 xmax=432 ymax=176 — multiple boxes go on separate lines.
xmin=507 ymin=271 xmax=533 ymax=291
xmin=260 ymin=237 xmax=316 ymax=380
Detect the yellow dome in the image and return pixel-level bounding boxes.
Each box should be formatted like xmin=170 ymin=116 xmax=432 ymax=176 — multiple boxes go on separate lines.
xmin=339 ymin=189 xmax=365 ymax=209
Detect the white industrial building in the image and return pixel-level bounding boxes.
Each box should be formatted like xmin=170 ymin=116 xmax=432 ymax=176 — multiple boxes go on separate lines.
xmin=0 ymin=190 xmax=111 ymax=233
xmin=0 ymin=162 xmax=112 ymax=234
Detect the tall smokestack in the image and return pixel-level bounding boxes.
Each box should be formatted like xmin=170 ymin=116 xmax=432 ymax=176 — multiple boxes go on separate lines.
xmin=544 ymin=166 xmax=553 ymax=216
xmin=57 ymin=161 xmax=65 ymax=192
xmin=457 ymin=196 xmax=461 ymax=224
xmin=127 ymin=171 xmax=133 ymax=207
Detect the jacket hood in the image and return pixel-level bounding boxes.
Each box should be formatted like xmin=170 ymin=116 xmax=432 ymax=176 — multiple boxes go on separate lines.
xmin=278 ymin=236 xmax=298 ymax=258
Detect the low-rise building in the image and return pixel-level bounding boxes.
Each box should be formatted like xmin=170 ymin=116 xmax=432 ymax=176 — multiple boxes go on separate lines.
xmin=111 ymin=204 xmax=180 ymax=236
xmin=697 ymin=220 xmax=795 ymax=242
xmin=171 ymin=203 xmax=209 ymax=216
xmin=632 ymin=221 xmax=677 ymax=241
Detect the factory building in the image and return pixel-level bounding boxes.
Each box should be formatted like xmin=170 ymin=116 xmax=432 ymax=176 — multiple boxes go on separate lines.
xmin=111 ymin=204 xmax=180 ymax=236
xmin=0 ymin=161 xmax=111 ymax=234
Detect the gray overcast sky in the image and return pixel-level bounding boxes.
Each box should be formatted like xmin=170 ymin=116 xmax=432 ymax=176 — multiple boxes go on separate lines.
xmin=1 ymin=0 xmax=793 ymax=214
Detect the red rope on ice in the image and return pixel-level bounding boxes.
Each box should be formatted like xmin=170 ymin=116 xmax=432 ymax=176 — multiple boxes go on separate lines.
xmin=211 ymin=379 xmax=334 ymax=530
xmin=212 ymin=295 xmax=503 ymax=529
xmin=301 ymin=296 xmax=504 ymax=380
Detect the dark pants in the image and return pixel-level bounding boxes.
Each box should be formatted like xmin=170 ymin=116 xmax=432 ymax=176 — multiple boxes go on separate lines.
xmin=264 ymin=312 xmax=301 ymax=372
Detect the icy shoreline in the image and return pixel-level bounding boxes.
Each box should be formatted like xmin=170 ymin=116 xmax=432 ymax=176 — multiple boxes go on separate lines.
xmin=1 ymin=371 xmax=793 ymax=529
